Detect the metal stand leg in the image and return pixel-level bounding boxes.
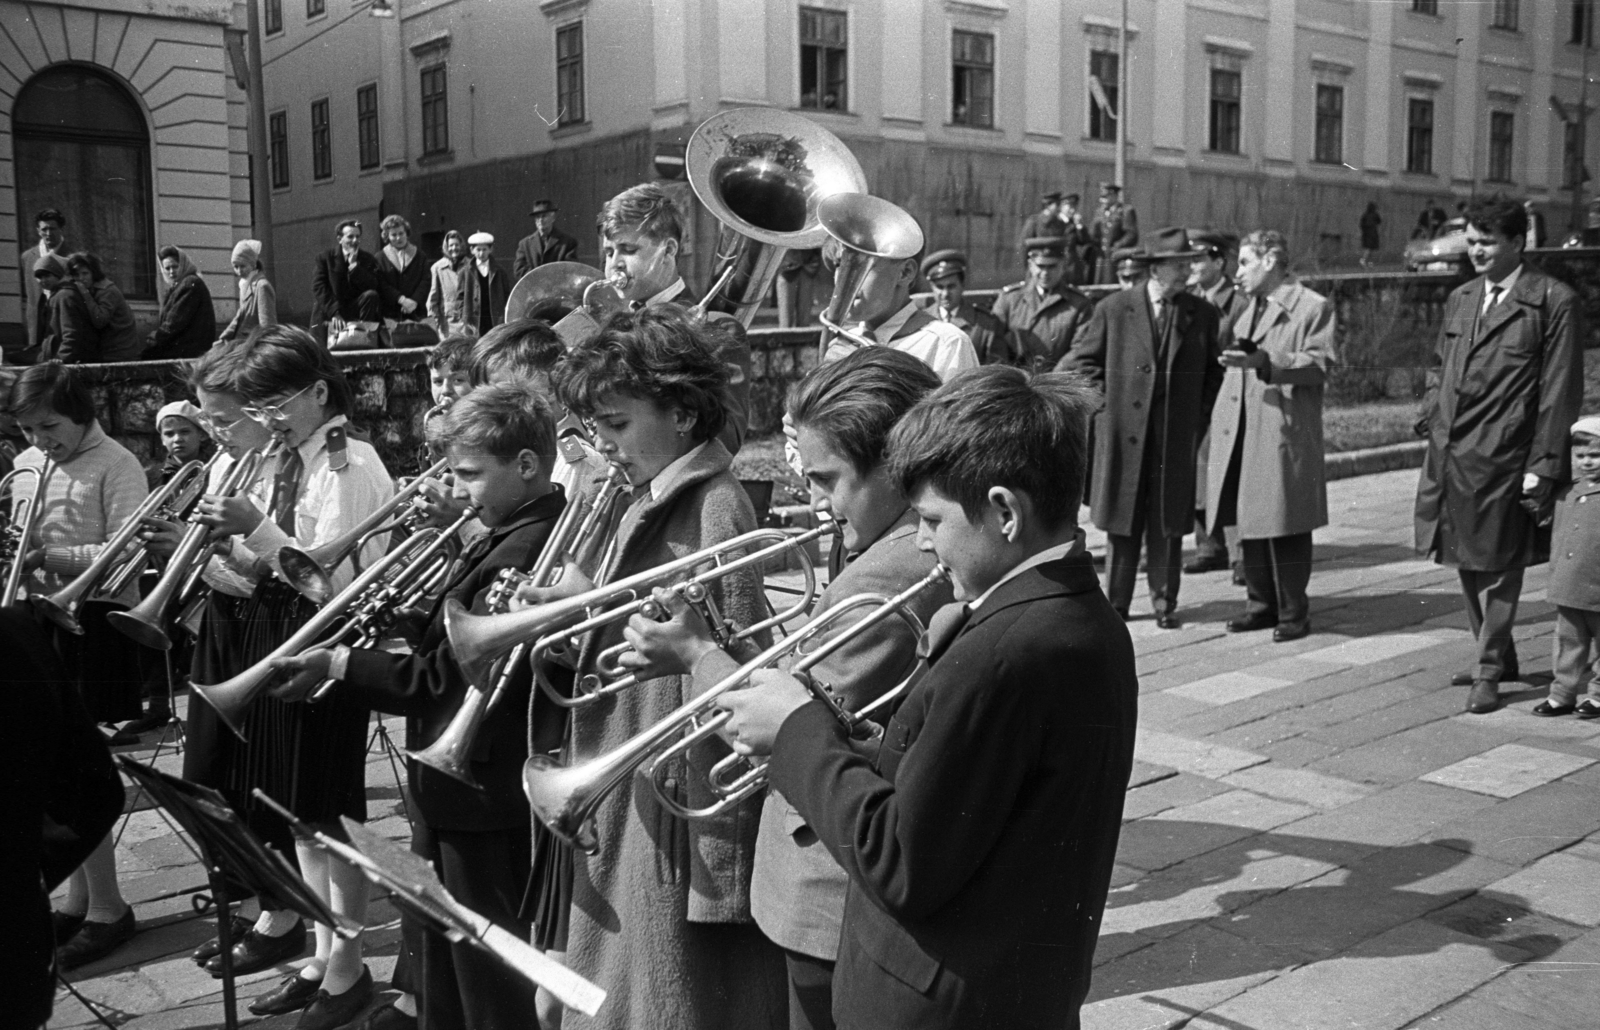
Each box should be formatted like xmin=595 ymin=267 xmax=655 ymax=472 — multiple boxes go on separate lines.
xmin=210 ymin=872 xmax=241 ymax=1030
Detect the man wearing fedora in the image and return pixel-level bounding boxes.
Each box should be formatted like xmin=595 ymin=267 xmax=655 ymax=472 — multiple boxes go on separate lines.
xmin=1092 ymin=182 xmax=1139 ymax=284
xmin=512 ymin=199 xmax=580 ymax=282
xmin=1067 ymin=228 xmax=1222 ymax=627
xmin=921 ymin=249 xmax=1012 ymax=365
xmin=991 ymin=237 xmax=1095 ymax=371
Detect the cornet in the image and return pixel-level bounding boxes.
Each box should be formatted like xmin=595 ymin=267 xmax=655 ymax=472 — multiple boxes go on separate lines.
xmin=1 ymin=461 xmax=51 ymax=607
xmin=816 ymin=193 xmax=926 ymax=354
xmin=192 ymin=507 xmax=478 ymax=740
xmin=106 ymin=442 xmax=280 ymax=651
xmin=278 ymin=456 xmax=451 ymax=603
xmin=408 ymin=468 xmax=628 ymax=788
xmin=445 ymin=521 xmax=837 ymax=709
xmin=524 ymin=564 xmax=949 ymax=853
xmin=96 ymin=452 xmax=223 ymax=601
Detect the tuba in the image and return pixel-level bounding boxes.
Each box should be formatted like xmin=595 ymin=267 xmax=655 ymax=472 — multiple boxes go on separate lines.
xmin=505 ymin=262 xmax=625 ymax=347
xmin=1 ymin=462 xmax=51 ymax=607
xmin=686 ymin=108 xmax=868 ymax=328
xmin=524 ymin=565 xmax=949 ymax=853
xmin=816 ymin=193 xmax=926 ymax=354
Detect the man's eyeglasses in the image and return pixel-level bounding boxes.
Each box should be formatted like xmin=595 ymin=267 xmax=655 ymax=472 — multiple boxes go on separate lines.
xmin=242 ymin=383 xmax=313 ymax=424
xmin=197 ymin=412 xmax=246 ymax=437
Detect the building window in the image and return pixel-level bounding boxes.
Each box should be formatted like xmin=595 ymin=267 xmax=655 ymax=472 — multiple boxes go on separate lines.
xmin=556 ymin=23 xmax=586 ymax=126
xmin=1574 ymin=1 xmax=1595 ymax=46
xmin=1487 ymin=111 xmax=1514 ymax=182
xmin=1088 ymin=49 xmax=1118 ymax=141
xmin=1209 ymin=68 xmax=1242 ymax=154
xmin=799 ymin=7 xmax=848 ymax=111
xmin=356 ymin=85 xmax=379 ymax=170
xmin=1491 ymin=0 xmax=1519 ymax=30
xmin=269 ymin=110 xmax=289 ymax=188
xmin=1412 ymin=0 xmax=1438 ymax=13
xmin=1565 ymin=122 xmax=1586 ymax=188
xmin=306 ymin=0 xmax=324 ymax=16
xmin=264 ymin=0 xmax=282 ymax=35
xmin=1406 ymin=97 xmax=1434 ymax=174
xmin=421 ymin=63 xmax=449 ymax=155
xmin=1313 ymin=84 xmax=1343 ymax=164
xmin=951 ymin=31 xmax=994 ymax=128
xmin=310 ymin=98 xmax=331 ymax=180
xmin=13 ymin=65 xmax=155 ymax=299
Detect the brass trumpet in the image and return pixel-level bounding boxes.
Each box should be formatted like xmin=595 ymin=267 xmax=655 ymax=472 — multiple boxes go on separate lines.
xmin=96 ymin=452 xmax=223 ymax=601
xmin=191 ymin=507 xmax=478 ymax=740
xmin=106 ymin=442 xmax=280 ymax=650
xmin=445 ymin=521 xmax=836 ymax=710
xmin=524 ymin=564 xmax=949 ymax=853
xmin=408 ymin=468 xmax=628 ymax=788
xmin=278 ymin=456 xmax=451 ymax=603
xmin=1 ymin=461 xmax=51 ymax=607
xmin=816 ymin=193 xmax=926 ymax=353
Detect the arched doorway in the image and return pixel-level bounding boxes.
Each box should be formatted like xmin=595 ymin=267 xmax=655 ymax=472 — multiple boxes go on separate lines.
xmin=14 ymin=65 xmax=155 ymax=299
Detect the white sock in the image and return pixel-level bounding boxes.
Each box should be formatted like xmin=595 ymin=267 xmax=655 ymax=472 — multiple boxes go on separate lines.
xmin=393 ymin=994 xmax=417 ymax=1017
xmin=298 ymin=959 xmax=326 ymax=983
xmin=253 ymin=908 xmax=300 ymax=938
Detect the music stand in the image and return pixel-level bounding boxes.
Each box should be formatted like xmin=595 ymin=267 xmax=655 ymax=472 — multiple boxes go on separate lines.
xmin=252 ymin=790 xmax=607 ymax=1017
xmin=116 ymin=757 xmax=360 ymax=1030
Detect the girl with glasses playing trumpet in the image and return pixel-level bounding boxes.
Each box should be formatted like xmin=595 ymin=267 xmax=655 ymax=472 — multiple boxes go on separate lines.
xmin=511 ymin=307 xmax=786 ymax=1030
xmin=9 ymin=361 xmax=149 ymax=970
xmin=188 ymin=325 xmax=394 ymax=1028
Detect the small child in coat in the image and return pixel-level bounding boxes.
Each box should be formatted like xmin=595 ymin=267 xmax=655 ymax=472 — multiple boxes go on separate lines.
xmin=1538 ymin=416 xmax=1600 ymax=718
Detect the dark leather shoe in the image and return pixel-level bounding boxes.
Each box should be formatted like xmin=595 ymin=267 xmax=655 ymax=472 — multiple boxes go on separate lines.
xmin=1183 ymin=554 xmax=1229 ymax=574
xmin=1577 ymin=699 xmax=1600 ymax=720
xmin=1273 ymin=622 xmax=1310 ymax=643
xmin=249 ymin=972 xmax=323 ymax=1016
xmin=1466 ymin=680 xmax=1501 ymax=714
xmin=1227 ymin=612 xmax=1277 ymax=633
xmin=297 ymin=967 xmax=375 ymax=1030
xmin=192 ymin=915 xmax=254 ymax=966
xmin=351 ymin=1002 xmax=418 ymax=1030
xmin=1532 ymin=700 xmax=1576 ymax=717
xmin=120 ymin=712 xmax=171 ymax=735
xmin=1452 ymin=660 xmax=1519 ymax=687
xmin=52 ymin=909 xmax=85 ymax=946
xmin=206 ymin=920 xmax=308 ymax=977
xmin=58 ymin=907 xmax=136 ymax=969
xmin=1156 ymin=611 xmax=1182 ymax=630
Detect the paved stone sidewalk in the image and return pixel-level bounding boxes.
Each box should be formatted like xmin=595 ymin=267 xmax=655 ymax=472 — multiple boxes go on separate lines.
xmin=48 ymin=467 xmax=1600 ymax=1028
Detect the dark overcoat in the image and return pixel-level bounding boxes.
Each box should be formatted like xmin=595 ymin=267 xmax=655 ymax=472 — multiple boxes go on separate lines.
xmin=989 ymin=282 xmax=1094 ymax=371
xmin=513 ymin=228 xmax=581 ymax=281
xmin=1414 ymin=266 xmax=1583 ymax=571
xmin=1070 ymin=287 xmax=1222 ymax=537
xmin=311 ymin=246 xmax=389 ymax=324
xmin=922 ymin=300 xmax=1013 ymax=366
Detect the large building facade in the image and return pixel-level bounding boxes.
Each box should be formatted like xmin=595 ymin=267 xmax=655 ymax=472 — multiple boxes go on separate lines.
xmin=0 ymin=0 xmax=252 ymax=351
xmin=259 ymin=0 xmax=1592 ymax=317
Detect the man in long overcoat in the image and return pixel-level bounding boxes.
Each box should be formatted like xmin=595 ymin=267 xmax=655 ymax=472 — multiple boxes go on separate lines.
xmin=1414 ymin=196 xmax=1583 ymax=713
xmin=1206 ymin=230 xmax=1333 ymax=642
xmin=513 ymin=199 xmax=581 ymax=282
xmin=990 ymin=237 xmax=1094 ymax=371
xmin=1069 ymin=227 xmax=1222 ymax=626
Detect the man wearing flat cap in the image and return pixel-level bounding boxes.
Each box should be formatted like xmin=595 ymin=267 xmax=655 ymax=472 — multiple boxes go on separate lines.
xmin=1066 ymin=227 xmax=1222 ymax=627
xmin=513 ymin=199 xmax=580 ymax=282
xmin=921 ymin=249 xmax=1012 ymax=365
xmin=1092 ymin=182 xmax=1140 ymax=284
xmin=990 ymin=237 xmax=1095 ymax=371
xmin=1185 ymin=229 xmax=1244 ymax=577
xmin=458 ymin=230 xmax=509 ymax=334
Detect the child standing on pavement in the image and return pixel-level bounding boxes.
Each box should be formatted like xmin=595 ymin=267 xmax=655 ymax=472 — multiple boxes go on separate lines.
xmin=1537 ymin=416 xmax=1600 ymax=718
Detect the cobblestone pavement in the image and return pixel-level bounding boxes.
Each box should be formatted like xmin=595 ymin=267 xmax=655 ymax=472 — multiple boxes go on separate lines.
xmin=49 ymin=467 xmax=1600 ymax=1029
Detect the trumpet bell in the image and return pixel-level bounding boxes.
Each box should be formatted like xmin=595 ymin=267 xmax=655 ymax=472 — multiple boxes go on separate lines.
xmin=523 ymin=753 xmax=601 ymax=855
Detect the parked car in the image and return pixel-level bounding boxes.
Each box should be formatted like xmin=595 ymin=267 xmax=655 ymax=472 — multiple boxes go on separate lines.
xmin=1404 ymin=217 xmax=1470 ymax=272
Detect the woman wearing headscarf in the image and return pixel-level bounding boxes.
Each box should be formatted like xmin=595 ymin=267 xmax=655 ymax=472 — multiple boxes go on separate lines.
xmin=64 ymin=252 xmax=143 ymax=362
xmin=146 ymin=245 xmax=217 ymax=360
xmin=426 ymin=229 xmax=468 ymax=338
xmin=217 ymin=239 xmax=278 ymax=343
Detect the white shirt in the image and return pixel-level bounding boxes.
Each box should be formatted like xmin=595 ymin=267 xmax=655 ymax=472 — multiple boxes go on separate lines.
xmin=1482 ymin=262 xmax=1523 ymax=313
xmin=968 ymin=533 xmax=1086 ymax=613
xmin=870 ymin=301 xmax=978 ymax=382
xmin=643 ymin=277 xmax=688 ymax=309
xmin=203 ymin=450 xmax=274 ymax=598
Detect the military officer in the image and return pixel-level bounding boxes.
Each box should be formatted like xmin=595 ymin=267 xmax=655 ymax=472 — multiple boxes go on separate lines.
xmin=991 ymin=237 xmax=1095 ymax=371
xmin=1093 ymin=182 xmax=1140 ymax=284
xmin=1017 ymin=191 xmax=1066 ymax=253
xmin=920 ymin=249 xmax=1013 ymax=366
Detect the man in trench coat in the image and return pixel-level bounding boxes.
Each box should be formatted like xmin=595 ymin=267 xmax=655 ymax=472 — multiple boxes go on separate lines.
xmin=1206 ymin=230 xmax=1333 ymax=642
xmin=1414 ymin=196 xmax=1583 ymax=714
xmin=1068 ymin=227 xmax=1222 ymax=626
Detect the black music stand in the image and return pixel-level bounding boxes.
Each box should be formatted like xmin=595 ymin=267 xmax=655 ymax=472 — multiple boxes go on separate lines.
xmin=116 ymin=757 xmax=360 ymax=1030
xmin=253 ymin=790 xmax=607 ymax=1018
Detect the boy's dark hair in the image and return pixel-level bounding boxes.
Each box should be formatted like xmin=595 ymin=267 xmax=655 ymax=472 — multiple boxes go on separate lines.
xmin=35 ymin=208 xmax=64 ymax=228
xmin=1573 ymin=431 xmax=1600 ymax=448
xmin=887 ymin=366 xmax=1094 ymax=530
xmin=598 ymin=183 xmax=684 ymax=244
xmin=188 ymin=337 xmax=248 ymax=396
xmin=8 ymin=361 xmax=96 ymax=425
xmin=787 ymin=347 xmax=941 ymax=476
xmin=64 ymin=252 xmax=104 ymax=281
xmin=1465 ymin=195 xmax=1529 ymax=242
xmin=554 ymin=308 xmax=728 ymax=444
xmin=233 ymin=324 xmax=355 ymax=417
xmin=428 ymin=333 xmax=476 ymax=374
xmin=467 ymin=319 xmax=565 ymax=386
xmin=430 ymin=381 xmax=558 ymax=462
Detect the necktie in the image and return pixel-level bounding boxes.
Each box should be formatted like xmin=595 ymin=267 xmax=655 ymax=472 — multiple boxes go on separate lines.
xmin=268 ymin=447 xmax=305 ymax=535
xmin=918 ymin=602 xmax=971 ymax=663
xmin=1483 ymin=284 xmax=1503 ymax=315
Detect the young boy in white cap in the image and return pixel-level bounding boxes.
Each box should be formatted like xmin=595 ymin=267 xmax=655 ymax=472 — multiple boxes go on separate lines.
xmin=460 ymin=230 xmax=509 ymax=335
xmin=1537 ymin=415 xmax=1600 ymax=718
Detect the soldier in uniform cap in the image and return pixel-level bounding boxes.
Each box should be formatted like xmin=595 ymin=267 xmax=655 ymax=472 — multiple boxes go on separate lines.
xmin=1114 ymin=247 xmax=1152 ymax=291
xmin=1092 ymin=182 xmax=1140 ymax=284
xmin=512 ymin=199 xmax=581 ymax=281
xmin=920 ymin=249 xmax=1013 ymax=365
xmin=990 ymin=238 xmax=1095 ymax=371
xmin=1016 ymin=191 xmax=1066 ymax=254
xmin=1186 ymin=229 xmax=1244 ymax=577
